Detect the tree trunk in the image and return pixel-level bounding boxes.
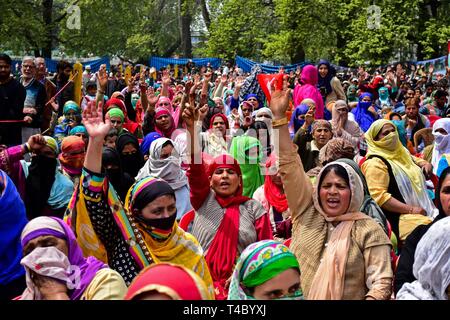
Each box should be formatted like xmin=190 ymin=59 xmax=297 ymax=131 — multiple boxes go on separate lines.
xmin=42 ymin=0 xmax=53 ymax=58
xmin=291 ymin=47 xmax=305 ymax=63
xmin=178 ymin=0 xmax=192 ymax=57
xmin=199 ymin=0 xmax=211 ymax=30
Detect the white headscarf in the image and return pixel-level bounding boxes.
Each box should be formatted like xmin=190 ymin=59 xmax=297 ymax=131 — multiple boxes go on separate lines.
xmin=254 ymin=107 xmax=273 ymax=130
xmin=135 ymin=138 xmax=188 ymax=190
xmin=396 ymin=217 xmax=450 ymax=300
xmin=431 ymin=118 xmax=450 ymax=174
xmin=20 ymin=247 xmax=71 ymax=300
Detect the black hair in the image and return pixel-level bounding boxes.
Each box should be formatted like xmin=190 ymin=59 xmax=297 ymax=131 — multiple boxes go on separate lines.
xmin=161 ymin=140 xmax=174 ymax=149
xmin=434 ymin=89 xmax=448 ymax=99
xmin=57 ymin=60 xmax=72 ymax=72
xmin=388 ymin=112 xmax=403 ymax=120
xmin=0 ymin=53 xmax=12 ymax=65
xmin=436 ymin=166 xmax=450 ymax=216
xmin=86 ymin=81 xmax=97 ymax=89
xmin=318 ymin=164 xmax=350 ymax=191
xmin=106 ymin=128 xmax=118 ymax=138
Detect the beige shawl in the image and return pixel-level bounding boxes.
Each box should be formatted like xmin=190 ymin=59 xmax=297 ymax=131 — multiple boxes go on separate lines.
xmin=308 ymin=161 xmax=370 ymax=300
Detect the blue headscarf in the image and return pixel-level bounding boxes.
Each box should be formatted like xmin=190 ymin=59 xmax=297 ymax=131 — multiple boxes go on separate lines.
xmin=0 ymin=170 xmax=27 ymax=285
xmin=317 ymin=59 xmax=336 ymax=96
xmin=290 ymin=104 xmax=310 ymax=134
xmin=140 ymin=132 xmax=162 ymax=155
xmin=69 ymin=125 xmax=89 ymax=137
xmin=351 ymin=92 xmax=377 ymax=132
xmin=392 ymin=120 xmax=408 ymax=147
xmin=244 ymin=94 xmax=263 ymax=109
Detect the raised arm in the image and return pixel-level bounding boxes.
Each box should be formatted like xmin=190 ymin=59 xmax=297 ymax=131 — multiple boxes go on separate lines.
xmin=83 ymin=101 xmax=111 ymax=173
xmin=269 ymin=77 xmax=314 ymax=222
xmin=183 ymin=101 xmax=210 ymax=210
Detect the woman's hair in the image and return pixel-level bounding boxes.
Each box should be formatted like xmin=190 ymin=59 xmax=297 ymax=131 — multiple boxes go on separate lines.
xmin=106 ymin=128 xmax=118 ymax=138
xmin=161 ymin=140 xmax=174 ymax=149
xmin=436 ymin=166 xmax=450 ymax=215
xmin=318 ymin=164 xmax=350 ymax=190
xmin=388 ymin=112 xmax=402 ymax=120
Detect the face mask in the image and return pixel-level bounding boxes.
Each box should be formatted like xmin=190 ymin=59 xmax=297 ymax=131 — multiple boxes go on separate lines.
xmin=105 ymin=168 xmax=121 ymax=182
xmin=359 ymin=101 xmax=372 ymax=109
xmin=135 ymin=212 xmax=177 ymax=240
xmin=379 ymin=132 xmax=399 ymax=151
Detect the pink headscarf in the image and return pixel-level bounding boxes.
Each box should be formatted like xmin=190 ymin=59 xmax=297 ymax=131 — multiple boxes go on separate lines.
xmin=154 ymin=107 xmax=176 ymax=138
xmin=293 ymin=65 xmax=324 ymax=119
xmin=157 ymin=96 xmax=180 ymax=127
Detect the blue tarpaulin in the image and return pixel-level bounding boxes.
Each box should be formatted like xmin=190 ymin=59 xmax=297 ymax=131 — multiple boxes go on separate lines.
xmin=149 ymin=56 xmax=222 ymax=70
xmin=11 ymin=56 xmax=110 ymax=73
xmin=235 ymin=56 xmax=310 ymax=73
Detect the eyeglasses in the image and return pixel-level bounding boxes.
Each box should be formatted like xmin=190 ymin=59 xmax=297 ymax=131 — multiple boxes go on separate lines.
xmin=22 ymin=65 xmax=34 ymax=69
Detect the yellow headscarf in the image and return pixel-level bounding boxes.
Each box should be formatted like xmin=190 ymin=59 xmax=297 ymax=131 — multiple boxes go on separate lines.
xmin=364 ymin=119 xmax=423 ymax=194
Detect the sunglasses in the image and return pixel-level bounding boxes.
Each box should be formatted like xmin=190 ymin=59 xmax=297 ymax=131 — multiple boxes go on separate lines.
xmin=158 ymin=102 xmax=170 ymax=106
xmin=111 ymin=120 xmax=122 ymax=124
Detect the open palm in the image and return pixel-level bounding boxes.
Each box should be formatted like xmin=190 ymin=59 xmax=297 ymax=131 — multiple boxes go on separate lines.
xmin=82 ymin=101 xmax=111 ymax=139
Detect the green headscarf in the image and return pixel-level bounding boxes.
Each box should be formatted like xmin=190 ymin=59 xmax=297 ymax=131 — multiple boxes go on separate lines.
xmin=229 ymin=136 xmax=264 ymax=198
xmin=43 ymin=136 xmax=59 ymax=155
xmin=228 ymin=240 xmax=302 ymax=300
xmin=346 ymin=84 xmax=359 ymax=103
xmin=107 ymin=108 xmax=125 ymax=122
xmin=63 ymin=100 xmax=81 ymax=115
xmin=69 ymin=125 xmax=89 ymax=137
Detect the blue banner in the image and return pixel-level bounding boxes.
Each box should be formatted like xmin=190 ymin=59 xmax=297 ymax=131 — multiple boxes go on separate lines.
xmin=235 ymin=56 xmax=310 ymax=73
xmin=12 ymin=56 xmax=110 ymax=73
xmin=149 ymin=56 xmax=222 ymax=71
xmin=415 ymin=55 xmax=447 ymax=75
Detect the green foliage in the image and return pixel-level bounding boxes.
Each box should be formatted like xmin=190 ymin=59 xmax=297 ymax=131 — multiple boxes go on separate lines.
xmin=198 ymin=0 xmax=277 ymax=60
xmin=2 ymin=0 xmax=450 ymax=64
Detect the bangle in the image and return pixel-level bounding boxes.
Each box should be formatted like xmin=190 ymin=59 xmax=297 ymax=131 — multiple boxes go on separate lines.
xmin=22 ymin=143 xmax=30 ymax=153
xmin=272 ymin=117 xmax=289 ymax=127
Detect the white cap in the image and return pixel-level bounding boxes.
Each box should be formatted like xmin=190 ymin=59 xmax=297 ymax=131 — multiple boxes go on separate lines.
xmin=85 ymin=65 xmax=91 ymax=70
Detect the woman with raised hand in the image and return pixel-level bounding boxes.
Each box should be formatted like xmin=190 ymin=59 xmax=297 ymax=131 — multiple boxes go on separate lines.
xmin=268 ymin=77 xmax=393 ymax=300
xmin=65 ymin=101 xmax=213 ymax=295
xmin=183 ymin=102 xmax=272 ymax=300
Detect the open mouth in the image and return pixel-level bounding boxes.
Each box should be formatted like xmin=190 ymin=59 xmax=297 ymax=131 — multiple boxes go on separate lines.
xmin=219 ymin=181 xmax=230 ymax=187
xmin=326 ymin=199 xmax=340 ymax=208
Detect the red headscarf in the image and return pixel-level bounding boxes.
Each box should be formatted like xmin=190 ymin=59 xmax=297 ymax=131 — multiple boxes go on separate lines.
xmin=264 ymin=153 xmax=288 ymax=213
xmin=58 ymin=136 xmax=85 ymax=175
xmin=154 ymin=107 xmax=176 ymax=138
xmin=205 ymin=154 xmax=250 ymax=299
xmin=105 ymin=98 xmax=127 ymax=116
xmin=209 ymin=113 xmax=229 ymax=130
xmin=125 ymin=263 xmax=213 ymax=300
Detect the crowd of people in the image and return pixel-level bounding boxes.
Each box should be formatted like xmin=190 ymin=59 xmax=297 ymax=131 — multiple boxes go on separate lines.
xmin=0 ymin=52 xmax=449 ymax=301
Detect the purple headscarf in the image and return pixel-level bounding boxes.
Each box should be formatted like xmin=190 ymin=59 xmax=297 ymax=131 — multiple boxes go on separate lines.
xmin=290 ymin=104 xmax=310 ymax=134
xmin=21 ymin=216 xmax=106 ymax=300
